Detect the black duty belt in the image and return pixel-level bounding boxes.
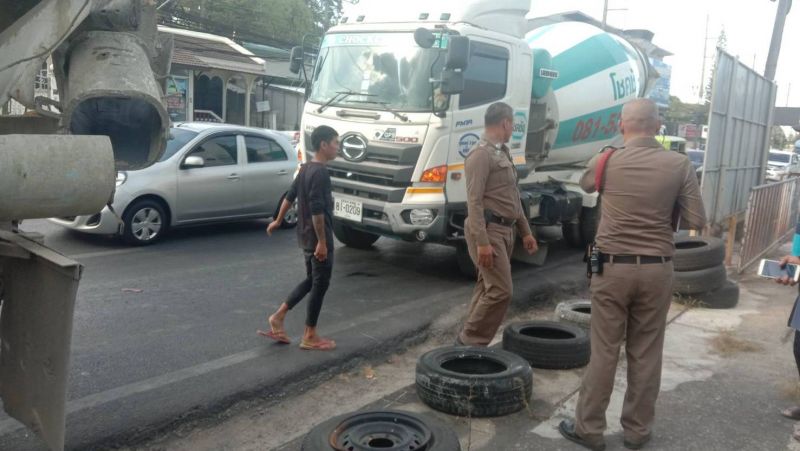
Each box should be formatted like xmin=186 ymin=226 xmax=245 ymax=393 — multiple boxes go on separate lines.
xmin=487 ymin=213 xmax=516 ymax=228
xmin=601 ymin=255 xmax=672 ymax=264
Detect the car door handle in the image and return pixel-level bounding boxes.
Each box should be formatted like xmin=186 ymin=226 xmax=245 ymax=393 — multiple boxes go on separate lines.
xmin=277 ymin=170 xmax=289 ymax=175
xmin=227 ymin=173 xmax=240 ymax=180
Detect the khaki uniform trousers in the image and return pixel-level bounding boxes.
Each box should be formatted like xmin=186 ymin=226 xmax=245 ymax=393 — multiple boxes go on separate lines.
xmin=575 ymin=259 xmax=674 ymax=444
xmin=458 ymin=222 xmax=515 ymax=346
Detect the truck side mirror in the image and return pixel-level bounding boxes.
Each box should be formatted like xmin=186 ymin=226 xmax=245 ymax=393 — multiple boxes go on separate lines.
xmin=445 ymin=36 xmax=470 ymax=70
xmin=414 ymin=28 xmax=436 ymax=49
xmin=289 ymin=46 xmax=304 ymax=74
xmin=440 ymin=70 xmax=465 ymax=95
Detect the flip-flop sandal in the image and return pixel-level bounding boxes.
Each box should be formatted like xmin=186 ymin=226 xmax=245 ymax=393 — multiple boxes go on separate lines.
xmin=782 ymin=407 xmax=800 ymax=420
xmin=299 ymin=338 xmax=336 ymax=351
xmin=257 ymin=329 xmax=291 ymax=344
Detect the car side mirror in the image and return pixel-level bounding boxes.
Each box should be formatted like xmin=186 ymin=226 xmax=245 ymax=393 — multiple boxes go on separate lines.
xmin=289 ymin=46 xmax=304 ymax=75
xmin=182 ymin=155 xmax=205 ymax=169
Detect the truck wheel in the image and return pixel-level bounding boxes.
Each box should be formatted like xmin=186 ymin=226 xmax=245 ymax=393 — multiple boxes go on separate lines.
xmin=673 ymin=236 xmax=725 ymax=271
xmin=689 ymin=280 xmax=739 ymax=309
xmin=673 ymin=264 xmax=727 ymax=295
xmin=333 ymin=222 xmax=379 ymax=249
xmin=122 ymin=199 xmax=168 ymax=246
xmin=455 ymin=243 xmax=476 ymax=278
xmin=416 ymin=346 xmax=532 ymax=417
xmin=301 ymin=410 xmax=461 ymax=451
xmin=580 ymin=203 xmax=600 ymax=246
xmin=562 ymin=222 xmax=583 ymax=248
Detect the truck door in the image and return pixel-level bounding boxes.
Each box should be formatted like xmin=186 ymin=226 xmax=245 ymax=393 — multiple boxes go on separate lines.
xmin=447 ymin=41 xmax=512 ymax=206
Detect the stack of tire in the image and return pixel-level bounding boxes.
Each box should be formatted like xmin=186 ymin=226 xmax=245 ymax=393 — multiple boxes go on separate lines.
xmin=673 ymin=236 xmax=739 ymax=309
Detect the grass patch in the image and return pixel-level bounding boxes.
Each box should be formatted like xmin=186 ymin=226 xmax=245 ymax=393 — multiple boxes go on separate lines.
xmin=673 ymin=293 xmax=705 ymax=309
xmin=710 ymin=329 xmax=763 ymax=357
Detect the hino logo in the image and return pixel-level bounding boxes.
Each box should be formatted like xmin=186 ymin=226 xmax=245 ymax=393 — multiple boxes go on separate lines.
xmin=341 ymin=134 xmax=368 ymax=162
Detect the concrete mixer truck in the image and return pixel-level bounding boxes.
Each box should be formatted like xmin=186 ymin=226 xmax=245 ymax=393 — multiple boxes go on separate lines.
xmin=289 ymin=0 xmax=659 ymax=274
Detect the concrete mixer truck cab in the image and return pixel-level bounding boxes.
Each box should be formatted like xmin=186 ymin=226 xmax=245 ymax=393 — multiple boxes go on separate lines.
xmin=290 ymin=0 xmax=655 ymax=271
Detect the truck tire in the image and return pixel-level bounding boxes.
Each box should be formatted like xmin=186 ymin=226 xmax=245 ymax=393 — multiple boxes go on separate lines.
xmin=301 ymin=410 xmax=461 ymax=451
xmin=580 ymin=204 xmax=600 ymax=246
xmin=673 ymin=264 xmax=727 ymax=295
xmin=673 ymin=236 xmax=725 ymax=271
xmin=502 ymin=321 xmax=590 ymax=369
xmin=555 ymin=300 xmax=592 ymax=329
xmin=416 ymin=346 xmax=532 ymax=417
xmin=680 ymin=280 xmax=739 ymax=309
xmin=455 ymin=243 xmax=476 ymax=278
xmin=333 ymin=222 xmax=379 ymax=249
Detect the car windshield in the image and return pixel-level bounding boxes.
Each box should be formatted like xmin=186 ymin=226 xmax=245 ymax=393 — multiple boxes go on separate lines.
xmin=160 ymin=128 xmax=199 ymax=162
xmin=687 ymin=151 xmax=704 ymax=164
xmin=769 ymin=152 xmax=791 ymax=164
xmin=309 ymin=32 xmax=445 ymax=112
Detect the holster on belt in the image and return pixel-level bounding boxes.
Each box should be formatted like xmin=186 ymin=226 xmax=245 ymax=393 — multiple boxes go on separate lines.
xmin=584 ymin=243 xmax=603 ymax=279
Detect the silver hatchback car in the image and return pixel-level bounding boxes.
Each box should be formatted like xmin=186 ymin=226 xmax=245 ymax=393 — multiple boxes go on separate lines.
xmin=50 ymin=123 xmax=298 ymax=245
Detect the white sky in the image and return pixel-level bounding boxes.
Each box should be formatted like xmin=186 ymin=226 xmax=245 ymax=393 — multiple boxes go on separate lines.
xmin=344 ymin=0 xmax=800 ymax=106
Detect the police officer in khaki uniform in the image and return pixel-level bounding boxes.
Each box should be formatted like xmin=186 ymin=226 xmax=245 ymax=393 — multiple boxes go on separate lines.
xmin=559 ymin=99 xmax=707 ymax=450
xmin=457 ymin=102 xmax=538 ymax=347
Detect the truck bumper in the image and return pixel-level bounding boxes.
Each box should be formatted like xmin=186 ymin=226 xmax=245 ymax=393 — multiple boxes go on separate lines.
xmin=333 ymin=193 xmax=448 ymax=242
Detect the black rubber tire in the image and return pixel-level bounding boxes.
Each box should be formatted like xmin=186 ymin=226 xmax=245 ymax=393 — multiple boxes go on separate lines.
xmin=673 ymin=264 xmax=727 ymax=295
xmin=682 ymin=279 xmax=740 ymax=309
xmin=455 ymin=243 xmax=476 ymax=279
xmin=562 ymin=222 xmax=583 ymax=249
xmin=415 ymin=346 xmax=532 ymax=418
xmin=555 ymin=300 xmax=592 ymax=328
xmin=673 ymin=236 xmax=725 ymax=271
xmin=276 ymin=194 xmax=298 ymax=230
xmin=502 ymin=321 xmax=590 ymax=369
xmin=121 ymin=199 xmax=168 ymax=246
xmin=333 ymin=221 xmax=379 ymax=249
xmin=301 ymin=410 xmax=461 ymax=451
xmin=580 ymin=204 xmax=600 ymax=246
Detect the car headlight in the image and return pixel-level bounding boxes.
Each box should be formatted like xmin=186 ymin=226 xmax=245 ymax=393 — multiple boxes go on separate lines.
xmin=116 ymin=171 xmax=127 ymax=187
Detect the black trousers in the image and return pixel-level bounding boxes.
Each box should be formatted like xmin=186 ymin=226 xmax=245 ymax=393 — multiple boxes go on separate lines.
xmin=286 ymin=249 xmax=333 ymax=328
xmin=795 ymin=331 xmax=800 ymax=379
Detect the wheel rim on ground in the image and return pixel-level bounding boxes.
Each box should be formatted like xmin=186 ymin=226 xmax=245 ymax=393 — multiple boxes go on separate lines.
xmin=131 ymin=207 xmax=162 ymax=242
xmin=329 ymin=411 xmax=433 ymax=451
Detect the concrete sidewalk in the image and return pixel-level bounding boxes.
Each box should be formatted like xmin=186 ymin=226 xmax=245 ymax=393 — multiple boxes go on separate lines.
xmin=130 ymin=247 xmax=800 ymax=451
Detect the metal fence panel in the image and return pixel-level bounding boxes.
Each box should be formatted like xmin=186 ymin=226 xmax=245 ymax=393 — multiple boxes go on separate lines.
xmin=738 ymin=178 xmax=800 ymax=272
xmin=701 ymin=50 xmax=778 ymax=225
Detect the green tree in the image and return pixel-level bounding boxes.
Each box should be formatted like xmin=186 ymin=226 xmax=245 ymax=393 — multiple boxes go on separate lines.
xmin=771 ymin=126 xmax=789 ymax=149
xmin=664 ymin=96 xmax=709 ymax=134
xmin=305 ymin=0 xmax=344 ymax=34
xmin=705 ymin=27 xmax=728 ymax=104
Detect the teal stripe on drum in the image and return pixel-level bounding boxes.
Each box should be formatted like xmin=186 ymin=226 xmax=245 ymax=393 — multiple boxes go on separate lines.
xmin=553 ymin=104 xmax=625 ymax=150
xmin=550 ymin=33 xmax=631 ymax=91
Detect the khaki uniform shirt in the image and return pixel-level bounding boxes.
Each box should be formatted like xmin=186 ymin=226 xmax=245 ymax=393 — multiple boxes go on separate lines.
xmin=465 ymin=138 xmax=533 ymax=246
xmin=580 ymin=136 xmax=707 ymax=257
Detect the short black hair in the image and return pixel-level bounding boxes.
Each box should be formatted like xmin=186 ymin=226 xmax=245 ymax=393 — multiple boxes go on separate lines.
xmin=311 ymin=125 xmax=339 ymax=151
xmin=484 ymin=102 xmax=513 ymax=126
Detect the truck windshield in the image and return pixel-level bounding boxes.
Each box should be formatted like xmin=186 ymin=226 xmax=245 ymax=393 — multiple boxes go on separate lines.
xmin=309 ymin=32 xmax=444 ymax=112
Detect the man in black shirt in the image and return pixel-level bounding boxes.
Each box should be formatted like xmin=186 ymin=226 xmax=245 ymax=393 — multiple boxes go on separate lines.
xmin=260 ymin=125 xmax=339 ymax=351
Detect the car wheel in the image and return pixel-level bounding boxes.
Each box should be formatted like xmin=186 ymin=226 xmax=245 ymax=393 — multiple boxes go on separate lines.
xmin=301 ymin=410 xmax=461 ymax=451
xmin=122 ymin=200 xmax=167 ymax=246
xmin=278 ymin=197 xmax=298 ymax=230
xmin=673 ymin=264 xmax=727 ymax=295
xmin=673 ymin=236 xmax=725 ymax=271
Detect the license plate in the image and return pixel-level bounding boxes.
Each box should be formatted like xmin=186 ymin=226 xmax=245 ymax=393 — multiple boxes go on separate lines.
xmin=334 ymin=196 xmax=363 ymax=222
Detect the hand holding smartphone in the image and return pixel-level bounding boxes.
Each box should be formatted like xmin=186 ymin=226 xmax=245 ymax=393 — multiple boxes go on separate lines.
xmin=758 ymin=258 xmax=800 ymax=282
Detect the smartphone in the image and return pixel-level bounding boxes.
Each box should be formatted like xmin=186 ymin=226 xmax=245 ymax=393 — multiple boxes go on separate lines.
xmin=758 ymin=259 xmax=800 ymax=281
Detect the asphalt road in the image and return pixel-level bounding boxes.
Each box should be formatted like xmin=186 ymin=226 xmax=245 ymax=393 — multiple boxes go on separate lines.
xmin=0 ymin=219 xmax=584 ymax=450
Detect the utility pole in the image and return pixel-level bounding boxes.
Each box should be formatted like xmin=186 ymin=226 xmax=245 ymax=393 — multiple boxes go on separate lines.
xmin=699 ymin=14 xmax=710 ymax=102
xmin=765 ymin=0 xmax=792 ymax=80
xmin=603 ymin=0 xmax=609 ymax=29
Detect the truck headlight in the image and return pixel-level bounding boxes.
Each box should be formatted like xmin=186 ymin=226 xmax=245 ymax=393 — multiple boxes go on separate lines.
xmin=116 ymin=171 xmax=127 ymax=187
xmin=409 ymin=209 xmax=435 ymax=226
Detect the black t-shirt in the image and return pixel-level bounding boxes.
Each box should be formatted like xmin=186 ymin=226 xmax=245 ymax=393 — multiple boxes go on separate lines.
xmin=286 ymin=162 xmax=334 ymax=251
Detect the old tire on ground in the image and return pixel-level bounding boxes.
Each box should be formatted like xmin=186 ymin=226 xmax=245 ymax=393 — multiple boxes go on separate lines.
xmin=300 ymin=410 xmax=461 ymax=451
xmin=673 ymin=236 xmax=725 ymax=271
xmin=502 ymin=321 xmax=590 ymax=369
xmin=555 ymin=300 xmax=592 ymax=328
xmin=415 ymin=346 xmax=532 ymax=418
xmin=333 ymin=221 xmax=379 ymax=249
xmin=455 ymin=243 xmax=477 ymax=278
xmin=580 ymin=204 xmax=600 ymax=246
xmin=122 ymin=199 xmax=168 ymax=246
xmin=678 ymin=279 xmax=740 ymax=309
xmin=673 ymin=264 xmax=727 ymax=295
